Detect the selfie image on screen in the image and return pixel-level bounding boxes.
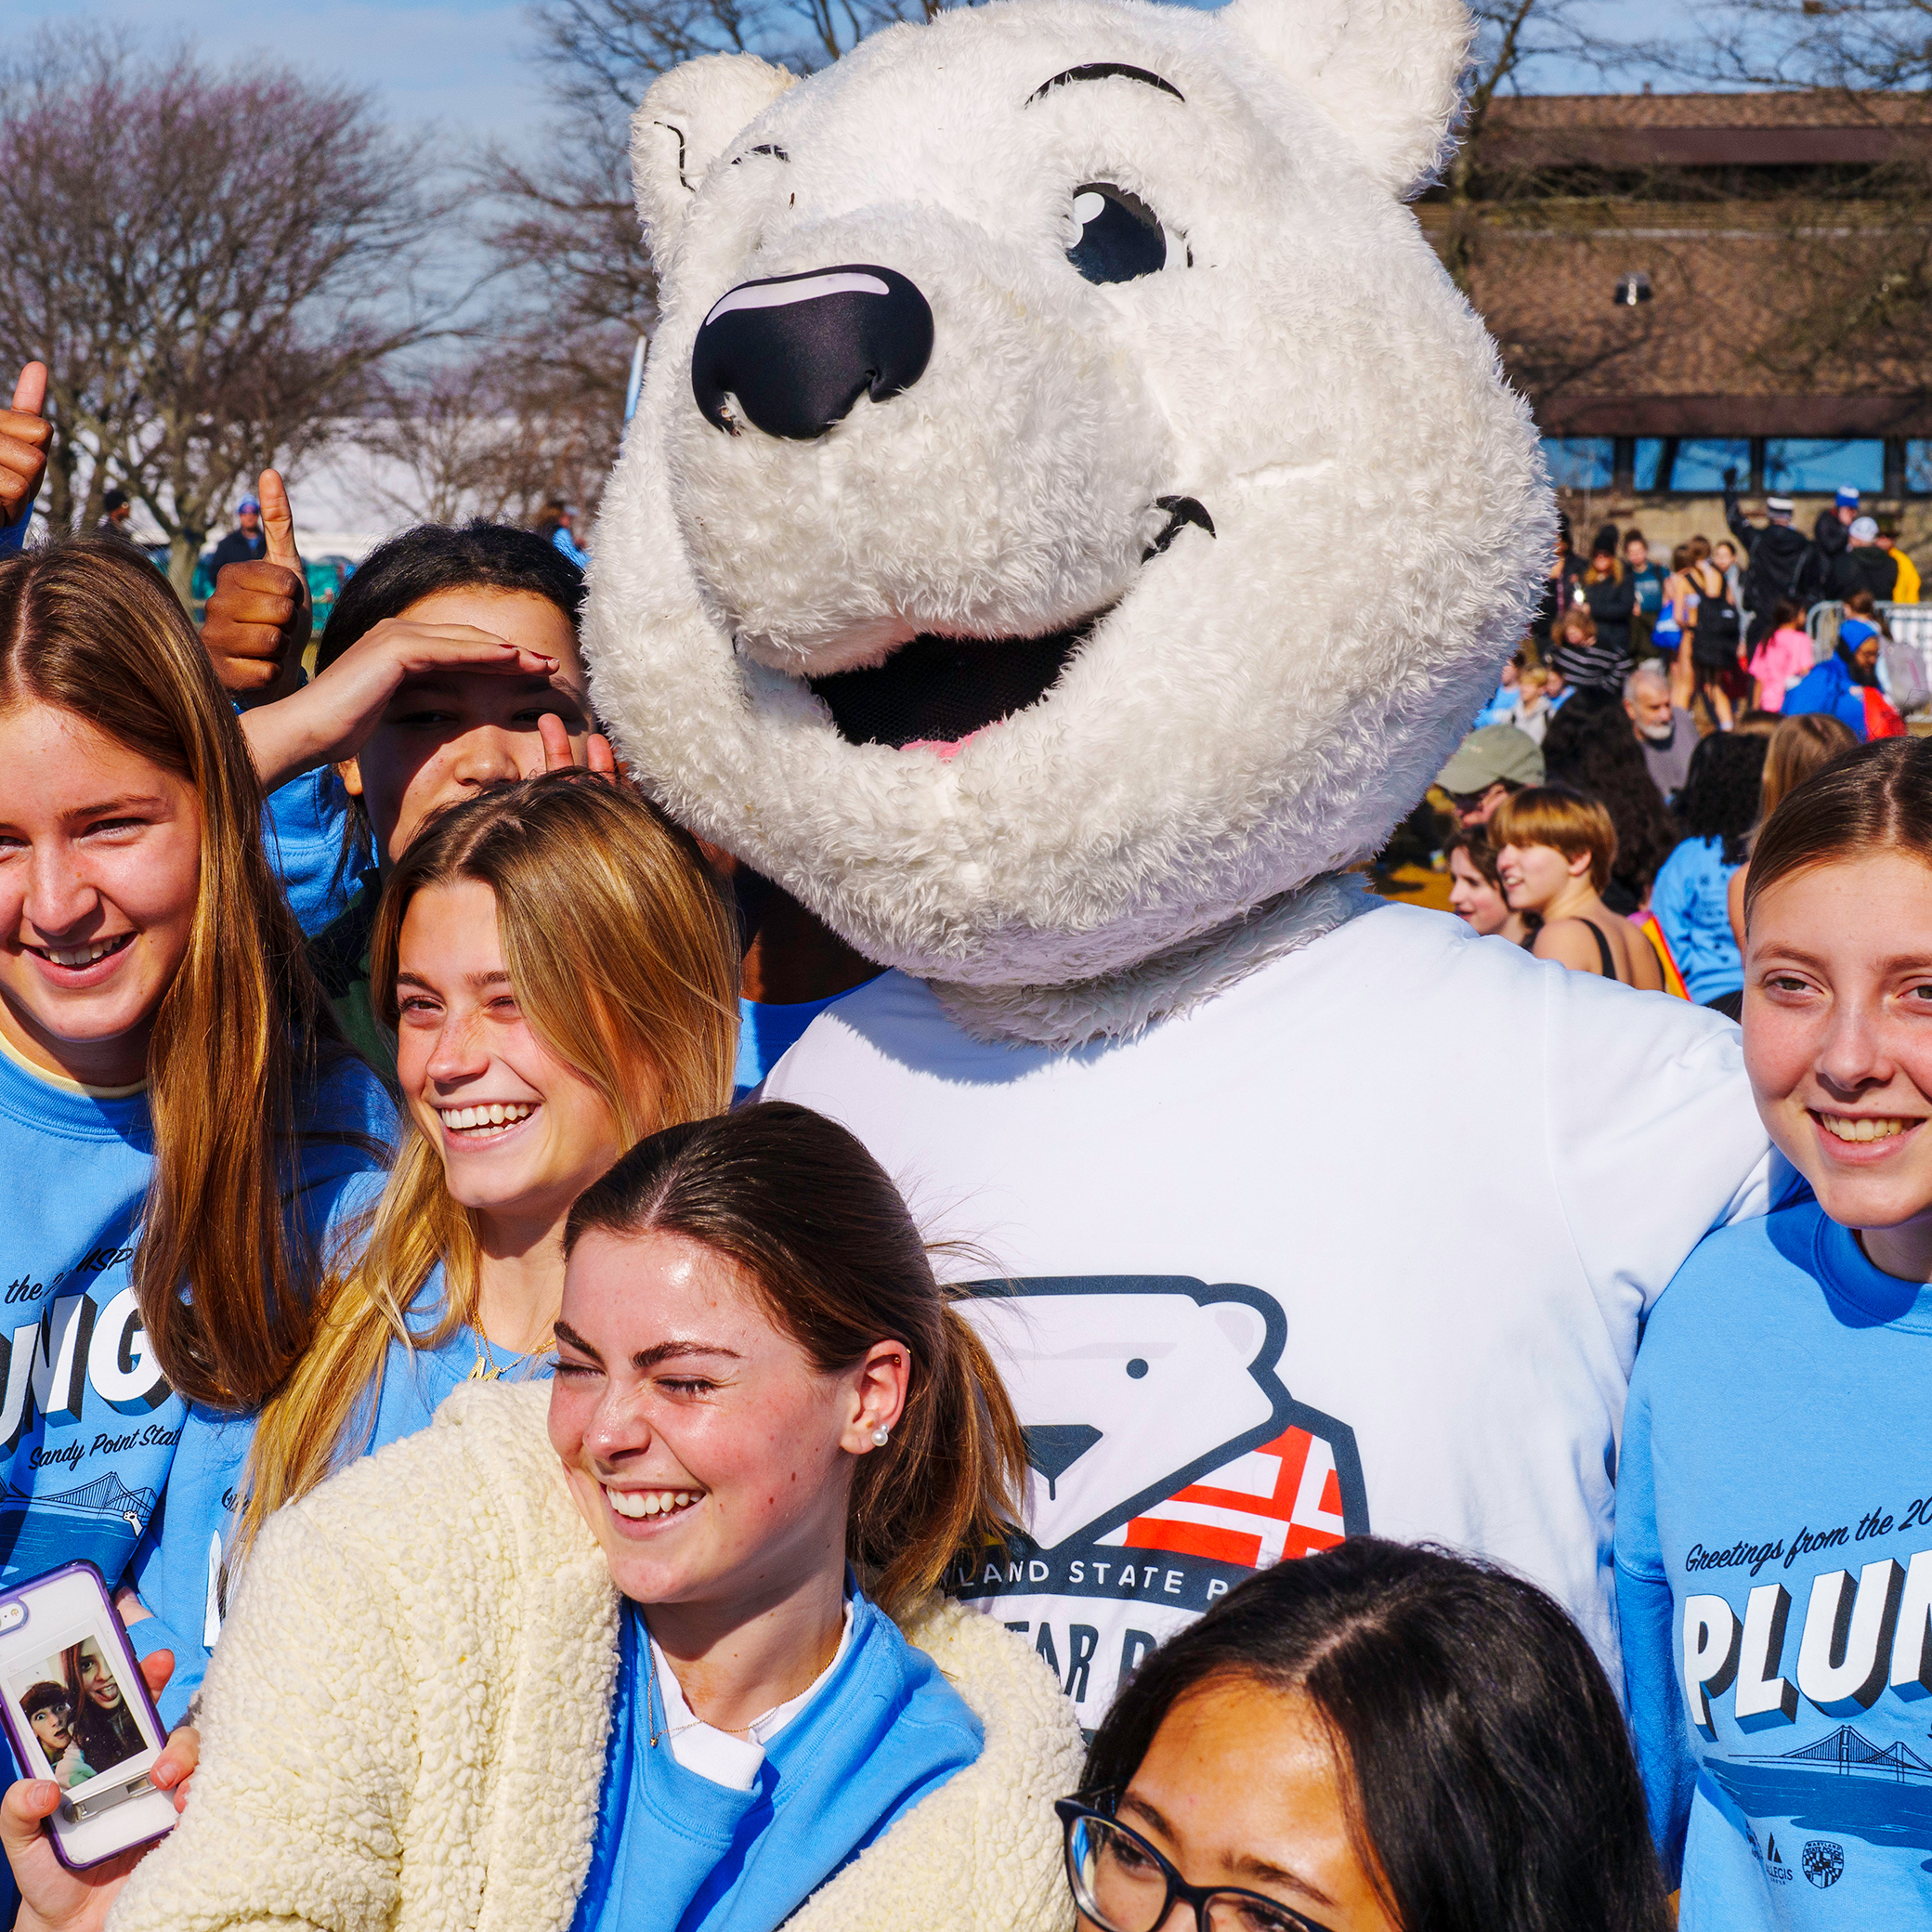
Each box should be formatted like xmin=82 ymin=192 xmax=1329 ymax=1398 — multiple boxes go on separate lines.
xmin=9 ymin=1635 xmax=150 ymax=1793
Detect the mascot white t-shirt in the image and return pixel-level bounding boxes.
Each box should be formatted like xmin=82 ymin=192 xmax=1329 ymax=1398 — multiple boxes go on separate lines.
xmin=767 ymin=902 xmax=1772 ymax=1725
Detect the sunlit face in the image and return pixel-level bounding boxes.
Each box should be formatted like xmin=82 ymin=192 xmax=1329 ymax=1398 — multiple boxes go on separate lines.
xmin=29 ymin=1703 xmax=72 ymax=1755
xmin=0 ymin=705 xmax=202 ymax=1088
xmin=1744 ymin=852 xmax=1932 ymax=1239
xmin=548 ymin=1228 xmax=906 ymax=1611
xmin=1625 ymin=539 xmax=1649 ymax=569
xmin=1560 ymin=617 xmax=1590 ymax=649
xmin=1446 ymin=848 xmax=1510 ymax=936
xmin=1496 ymin=840 xmax=1586 ymax=914
xmin=1625 ymin=679 xmax=1673 ymax=738
xmin=76 ymin=1640 xmax=119 ymax=1711
xmin=1090 ymin=1677 xmax=1397 ymax=1932
xmin=395 ymin=880 xmax=640 ymax=1233
xmin=1714 ymin=542 xmax=1735 ymax=568
xmin=345 ymin=589 xmax=592 ymax=864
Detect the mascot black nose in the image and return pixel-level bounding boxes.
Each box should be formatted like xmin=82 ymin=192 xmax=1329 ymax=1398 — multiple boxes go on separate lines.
xmin=690 ymin=265 xmax=934 ymax=440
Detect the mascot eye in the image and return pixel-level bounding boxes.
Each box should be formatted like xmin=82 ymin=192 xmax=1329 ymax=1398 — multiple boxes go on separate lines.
xmin=1067 ymin=183 xmax=1166 ymax=283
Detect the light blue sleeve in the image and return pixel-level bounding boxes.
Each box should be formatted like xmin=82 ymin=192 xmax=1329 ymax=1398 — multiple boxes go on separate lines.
xmin=1650 ymin=842 xmax=1695 ymax=972
xmin=262 ymin=768 xmax=373 ymax=938
xmin=1614 ymin=1348 xmax=1694 ymax=1885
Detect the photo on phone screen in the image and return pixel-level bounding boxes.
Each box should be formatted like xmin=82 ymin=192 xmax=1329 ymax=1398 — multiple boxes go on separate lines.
xmin=7 ymin=1627 xmax=156 ymax=1802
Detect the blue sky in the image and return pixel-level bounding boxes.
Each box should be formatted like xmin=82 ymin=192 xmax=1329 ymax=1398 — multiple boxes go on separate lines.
xmin=15 ymin=0 xmax=1696 ymax=154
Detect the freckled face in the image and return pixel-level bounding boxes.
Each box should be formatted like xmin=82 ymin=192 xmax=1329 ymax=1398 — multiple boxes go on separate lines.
xmin=547 ymin=1229 xmax=862 ymax=1612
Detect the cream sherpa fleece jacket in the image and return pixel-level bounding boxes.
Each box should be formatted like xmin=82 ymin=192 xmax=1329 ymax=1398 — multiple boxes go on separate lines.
xmin=107 ymin=1381 xmax=1083 ymax=1932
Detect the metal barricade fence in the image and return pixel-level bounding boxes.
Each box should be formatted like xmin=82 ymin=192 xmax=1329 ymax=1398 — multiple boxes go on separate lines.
xmin=1806 ymin=600 xmax=1932 ymax=718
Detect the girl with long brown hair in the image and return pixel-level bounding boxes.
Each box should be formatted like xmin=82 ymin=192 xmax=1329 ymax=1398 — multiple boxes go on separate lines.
xmin=124 ymin=769 xmax=738 ymax=1729
xmin=0 ymin=536 xmax=392 ymax=1924
xmin=29 ymin=1103 xmax=1078 ymax=1932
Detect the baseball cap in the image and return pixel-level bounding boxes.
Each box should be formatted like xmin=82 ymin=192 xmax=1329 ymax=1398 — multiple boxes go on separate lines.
xmin=1837 ymin=485 xmax=1861 ymax=509
xmin=1765 ymin=494 xmax=1795 ymax=517
xmin=1850 ymin=515 xmax=1880 ymax=542
xmin=1438 ymin=724 xmax=1546 ymax=797
xmin=238 ymin=494 xmax=261 ymax=514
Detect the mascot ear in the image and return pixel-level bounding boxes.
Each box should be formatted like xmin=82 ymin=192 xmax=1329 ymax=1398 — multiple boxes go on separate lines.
xmin=631 ymin=54 xmax=798 ymax=265
xmin=1221 ymin=0 xmax=1471 ymax=199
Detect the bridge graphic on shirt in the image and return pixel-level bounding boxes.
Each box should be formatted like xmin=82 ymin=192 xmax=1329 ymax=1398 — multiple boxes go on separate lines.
xmin=1735 ymin=1725 xmax=1932 ymax=1782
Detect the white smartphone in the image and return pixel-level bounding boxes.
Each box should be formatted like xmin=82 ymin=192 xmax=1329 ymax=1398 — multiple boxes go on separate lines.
xmin=0 ymin=1560 xmax=175 ymax=1869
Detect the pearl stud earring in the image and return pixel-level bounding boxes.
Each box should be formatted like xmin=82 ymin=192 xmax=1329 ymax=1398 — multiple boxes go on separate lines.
xmin=871 ymin=1425 xmax=890 ymax=1446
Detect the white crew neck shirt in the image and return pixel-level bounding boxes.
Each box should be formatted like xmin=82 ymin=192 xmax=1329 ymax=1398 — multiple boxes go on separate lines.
xmin=764 ymin=901 xmax=1778 ymax=1725
xmin=646 ymin=1596 xmax=855 ymax=1790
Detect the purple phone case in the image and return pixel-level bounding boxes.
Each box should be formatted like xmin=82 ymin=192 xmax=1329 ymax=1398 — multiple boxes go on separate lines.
xmin=0 ymin=1557 xmax=173 ymax=1872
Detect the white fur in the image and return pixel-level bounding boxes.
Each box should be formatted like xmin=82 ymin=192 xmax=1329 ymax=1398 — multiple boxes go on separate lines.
xmin=585 ymin=0 xmax=1548 ymax=1025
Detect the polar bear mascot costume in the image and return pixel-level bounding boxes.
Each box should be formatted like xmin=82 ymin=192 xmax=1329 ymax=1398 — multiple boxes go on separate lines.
xmin=585 ymin=0 xmax=1773 ymax=1721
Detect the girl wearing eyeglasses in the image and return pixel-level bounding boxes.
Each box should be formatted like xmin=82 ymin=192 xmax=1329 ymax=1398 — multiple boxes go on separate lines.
xmin=1059 ymin=1539 xmax=1670 ymax=1932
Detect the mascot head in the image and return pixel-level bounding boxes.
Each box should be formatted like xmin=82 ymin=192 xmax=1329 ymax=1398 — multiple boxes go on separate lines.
xmin=585 ymin=0 xmax=1549 ymax=1036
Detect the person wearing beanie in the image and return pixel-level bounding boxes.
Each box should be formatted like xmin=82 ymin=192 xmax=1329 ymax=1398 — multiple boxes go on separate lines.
xmin=1834 ymin=481 xmax=1860 ymax=525
xmin=1725 ymin=481 xmax=1823 ymax=647
xmin=207 ymin=491 xmax=268 ymax=573
xmin=1840 ymin=512 xmax=1899 ymax=602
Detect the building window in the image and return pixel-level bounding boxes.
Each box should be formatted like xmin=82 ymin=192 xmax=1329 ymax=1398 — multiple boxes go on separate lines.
xmin=1907 ymin=442 xmax=1932 ymax=495
xmin=1765 ymin=438 xmax=1885 ymax=496
xmin=1633 ymin=439 xmax=1666 ymax=491
xmin=1541 ymin=438 xmax=1614 ymax=490
xmin=1666 ymin=439 xmax=1751 ymax=494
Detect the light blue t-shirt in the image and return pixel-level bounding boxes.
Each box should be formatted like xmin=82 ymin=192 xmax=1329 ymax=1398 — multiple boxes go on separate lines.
xmin=130 ymin=1182 xmax=553 ymax=1726
xmin=733 ymin=992 xmax=858 ymax=1103
xmin=1616 ymin=1200 xmax=1932 ymax=1928
xmin=572 ymin=1591 xmax=982 ymax=1932
xmin=1652 ymin=836 xmax=1745 ymax=1006
xmin=262 ymin=767 xmax=372 ymax=938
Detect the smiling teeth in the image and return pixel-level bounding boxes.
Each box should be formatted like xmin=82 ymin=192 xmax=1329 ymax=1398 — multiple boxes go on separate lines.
xmin=605 ymin=1487 xmax=700 ymax=1521
xmin=43 ymin=938 xmax=123 ymax=968
xmin=1820 ymin=1115 xmax=1911 ymax=1142
xmin=440 ymin=1103 xmax=535 ymax=1132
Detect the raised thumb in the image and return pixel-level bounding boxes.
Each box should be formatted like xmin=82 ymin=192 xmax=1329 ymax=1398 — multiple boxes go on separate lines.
xmin=258 ymin=468 xmax=300 ymax=568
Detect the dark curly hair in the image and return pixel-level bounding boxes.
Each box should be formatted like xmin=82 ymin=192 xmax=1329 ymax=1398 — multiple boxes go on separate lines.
xmin=1541 ymin=690 xmax=1681 ymax=909
xmin=1678 ymin=730 xmax=1768 ymax=866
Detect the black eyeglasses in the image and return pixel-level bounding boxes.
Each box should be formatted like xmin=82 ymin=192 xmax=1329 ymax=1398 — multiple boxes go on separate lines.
xmin=1056 ymin=1797 xmax=1336 ymax=1932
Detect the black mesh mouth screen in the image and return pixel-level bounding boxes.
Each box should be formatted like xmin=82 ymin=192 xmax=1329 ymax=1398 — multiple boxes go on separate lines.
xmin=807 ymin=620 xmax=1096 ymax=749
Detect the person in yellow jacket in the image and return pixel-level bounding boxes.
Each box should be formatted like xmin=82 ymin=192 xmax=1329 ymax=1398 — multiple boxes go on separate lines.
xmin=1880 ymin=522 xmax=1921 ymax=601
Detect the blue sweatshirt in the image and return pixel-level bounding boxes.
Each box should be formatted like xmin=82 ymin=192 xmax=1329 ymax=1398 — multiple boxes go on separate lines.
xmin=262 ymin=767 xmax=372 ymax=938
xmin=0 ymin=1033 xmax=390 ymax=1927
xmin=1616 ymin=1200 xmax=1932 ymax=1928
xmin=1652 ymin=836 xmax=1744 ymax=1006
xmin=573 ymin=1592 xmax=982 ymax=1932
xmin=129 ymin=1189 xmax=552 ymax=1726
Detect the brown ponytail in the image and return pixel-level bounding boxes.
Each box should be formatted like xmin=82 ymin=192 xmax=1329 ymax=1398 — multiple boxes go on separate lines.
xmin=564 ymin=1102 xmax=1027 ymax=1617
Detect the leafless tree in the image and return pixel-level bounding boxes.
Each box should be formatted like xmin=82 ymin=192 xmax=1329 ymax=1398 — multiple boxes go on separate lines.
xmin=0 ymin=32 xmax=459 ymax=597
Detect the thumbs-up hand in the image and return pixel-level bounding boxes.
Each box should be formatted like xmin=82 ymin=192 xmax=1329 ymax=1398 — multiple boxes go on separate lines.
xmin=202 ymin=468 xmax=310 ymax=705
xmin=0 ymin=363 xmax=51 ymax=531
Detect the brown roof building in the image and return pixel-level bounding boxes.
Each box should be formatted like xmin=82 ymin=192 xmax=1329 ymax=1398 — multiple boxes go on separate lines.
xmin=1420 ymin=91 xmax=1932 ymax=537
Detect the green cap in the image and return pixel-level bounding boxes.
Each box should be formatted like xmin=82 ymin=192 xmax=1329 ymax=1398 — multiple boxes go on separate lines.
xmin=1437 ymin=724 xmax=1545 ymax=795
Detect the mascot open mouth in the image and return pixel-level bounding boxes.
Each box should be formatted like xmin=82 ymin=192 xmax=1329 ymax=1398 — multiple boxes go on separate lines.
xmin=803 ymin=495 xmax=1214 ymax=751
xmin=807 ymin=620 xmax=1098 ymax=751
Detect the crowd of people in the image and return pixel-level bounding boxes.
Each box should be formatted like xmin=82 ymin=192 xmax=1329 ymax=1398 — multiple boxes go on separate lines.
xmin=0 ymin=341 xmax=1928 ymax=1932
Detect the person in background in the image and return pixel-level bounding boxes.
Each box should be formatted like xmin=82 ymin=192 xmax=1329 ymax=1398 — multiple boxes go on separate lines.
xmin=1493 ymin=785 xmax=1665 ymax=987
xmin=1503 ymin=657 xmax=1562 ymax=745
xmin=1684 ymin=542 xmax=1743 ymax=732
xmin=1617 ymin=738 xmax=1932 ymax=1930
xmin=33 ymin=1103 xmax=1077 ymax=1932
xmin=1745 ymin=596 xmax=1816 ymax=713
xmin=1581 ymin=525 xmax=1637 ymax=676
xmin=1531 ymin=511 xmax=1584 ymax=649
xmin=93 ymin=488 xmax=139 ymax=548
xmin=126 ymin=772 xmax=739 ymax=1725
xmin=1880 ymin=521 xmax=1920 ymax=602
xmin=1625 ymin=528 xmax=1668 ymax=655
xmin=1445 ymin=828 xmax=1534 ymax=947
xmin=1623 ymin=659 xmax=1698 ymax=807
xmin=1840 ymin=513 xmax=1899 ymax=602
xmin=1469 ymin=653 xmax=1520 ymax=730
xmin=1543 ymin=689 xmax=1684 ymax=915
xmin=1549 ymin=604 xmax=1628 ymax=698
xmin=1433 ymin=723 xmax=1545 ymax=830
xmin=1064 ymin=1538 xmax=1672 ymax=1932
xmin=1651 ymin=731 xmax=1769 ymax=1020
xmin=1725 ymin=711 xmax=1859 ymax=948
xmin=206 ymin=493 xmax=267 ymax=575
xmin=1725 ymin=485 xmax=1821 ymax=652
xmin=535 ymin=499 xmax=591 ymax=568
xmin=1712 ymin=537 xmax=1742 ymax=608
xmin=1783 ymin=603 xmax=1906 ymax=743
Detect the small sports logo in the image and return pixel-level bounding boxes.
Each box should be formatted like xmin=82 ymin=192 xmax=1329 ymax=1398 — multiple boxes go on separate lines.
xmin=1801 ymin=1840 xmax=1845 ymax=1888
